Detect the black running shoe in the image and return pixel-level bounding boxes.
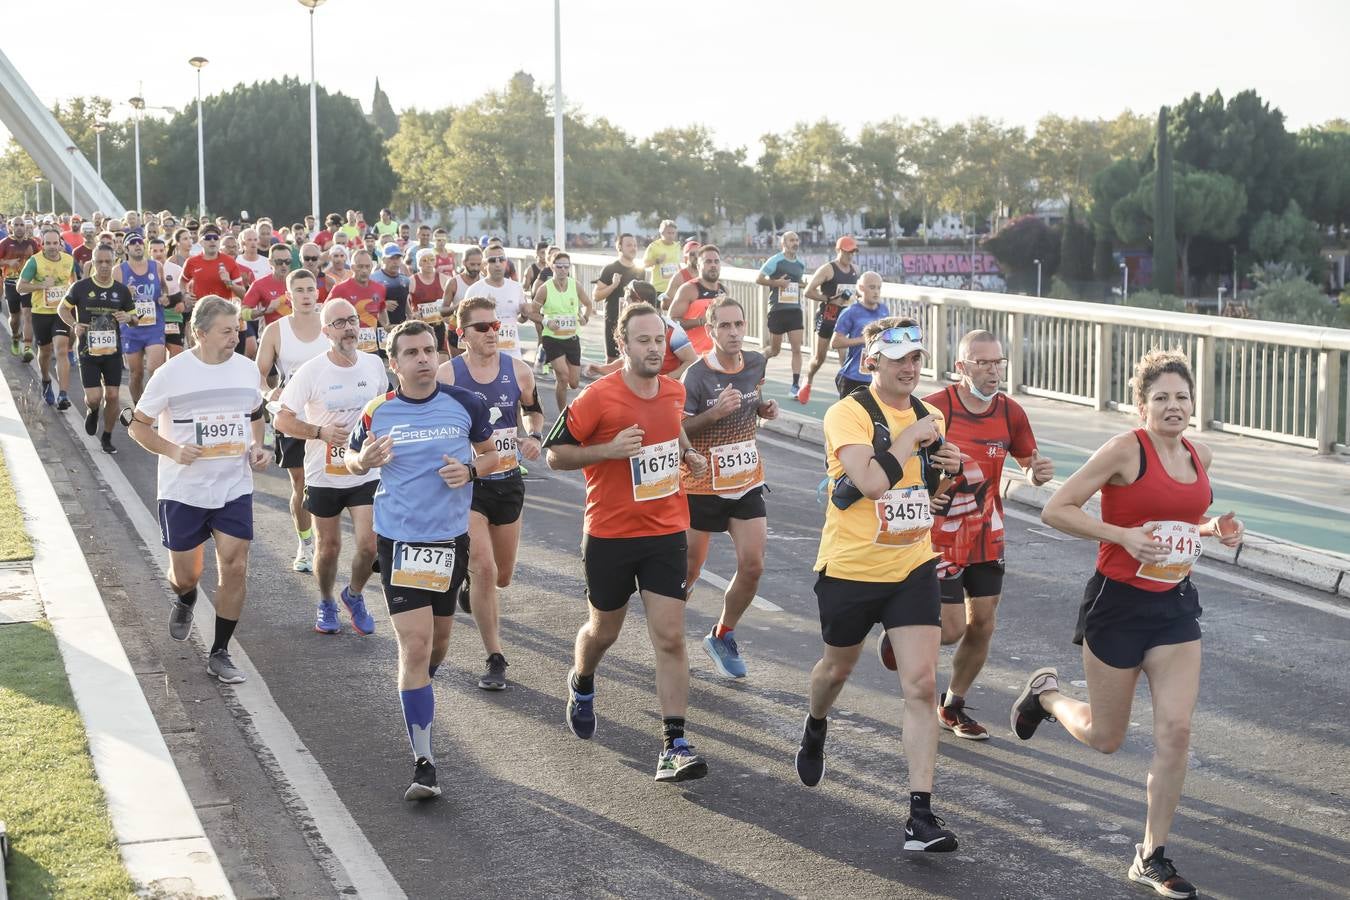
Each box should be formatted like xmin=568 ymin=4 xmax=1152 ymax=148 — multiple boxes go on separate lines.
xmin=795 ymin=715 xmax=826 ymax=787
xmin=904 ymin=812 xmax=958 ymax=852
xmin=478 ymin=653 xmax=507 ymax=691
xmin=100 ymin=434 xmax=117 ymax=454
xmin=403 ymin=757 xmax=441 ymax=802
xmin=84 ymin=408 xmax=98 ymax=436
xmin=1010 ymin=667 xmax=1059 ymax=741
xmin=457 ymin=573 xmax=471 ymax=614
xmin=1128 ymin=844 xmax=1196 ymax=899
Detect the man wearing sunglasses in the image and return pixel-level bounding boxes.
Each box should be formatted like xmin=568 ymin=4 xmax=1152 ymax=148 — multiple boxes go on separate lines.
xmin=274 ymin=293 xmax=386 ymax=636
xmin=463 ymin=248 xmax=528 ymax=359
xmin=797 ymin=317 xmax=964 ymax=853
xmin=436 ymin=297 xmax=544 ymax=691
xmin=528 ymin=251 xmax=594 ymax=412
xmin=113 ymin=233 xmax=175 ymax=403
xmin=298 ymin=242 xmax=334 ymax=302
xmin=878 ymin=329 xmax=1054 ymax=742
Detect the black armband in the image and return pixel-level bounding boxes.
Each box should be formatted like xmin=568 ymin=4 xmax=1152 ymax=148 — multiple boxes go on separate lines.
xmin=521 ymin=387 xmax=543 ymax=415
xmin=249 ymin=404 xmax=265 ymax=421
xmin=874 ymin=449 xmax=904 ymax=487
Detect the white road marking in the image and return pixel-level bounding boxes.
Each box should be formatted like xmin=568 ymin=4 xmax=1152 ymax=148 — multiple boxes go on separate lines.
xmin=696 ymin=569 xmax=783 ymax=612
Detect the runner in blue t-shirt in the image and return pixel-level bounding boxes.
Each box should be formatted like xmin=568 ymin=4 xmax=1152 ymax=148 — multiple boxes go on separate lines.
xmin=346 ymin=320 xmax=496 ymax=802
xmin=755 ymin=232 xmax=807 ymax=398
xmin=829 ymin=271 xmax=889 ymax=398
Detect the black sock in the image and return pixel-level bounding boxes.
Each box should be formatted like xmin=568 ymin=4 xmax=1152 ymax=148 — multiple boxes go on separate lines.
xmin=791 ymin=375 xmax=800 ymax=388
xmin=662 ymin=716 xmax=685 ymax=750
xmin=571 ymin=671 xmax=594 ymax=696
xmin=102 ymin=430 xmax=112 ymax=441
xmin=211 ymin=616 xmax=237 ymax=654
xmin=806 ymin=714 xmax=827 ymax=734
xmin=910 ymin=791 xmax=932 ymax=817
xmin=176 ymin=586 xmax=198 ymax=607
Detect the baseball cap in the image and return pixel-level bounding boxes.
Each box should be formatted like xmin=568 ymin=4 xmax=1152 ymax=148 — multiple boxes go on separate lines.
xmin=416 ymin=247 xmax=439 ymax=265
xmin=382 ymin=244 xmax=403 ymax=259
xmin=124 ymin=233 xmax=144 ymax=244
xmin=836 ymin=235 xmax=859 ymax=252
xmin=478 ymin=234 xmax=491 ymax=249
xmin=866 ymin=324 xmax=926 ymax=360
xmin=682 ymin=238 xmax=701 ymax=252
xmin=200 ymin=224 xmax=221 ymax=237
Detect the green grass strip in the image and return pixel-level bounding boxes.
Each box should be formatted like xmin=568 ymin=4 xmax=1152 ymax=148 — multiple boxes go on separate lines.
xmin=0 ymin=447 xmax=34 ymax=562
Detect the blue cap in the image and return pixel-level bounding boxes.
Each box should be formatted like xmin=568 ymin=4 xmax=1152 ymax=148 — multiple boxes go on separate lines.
xmin=478 ymin=234 xmax=491 ymax=248
xmin=381 ymin=243 xmax=403 ymax=259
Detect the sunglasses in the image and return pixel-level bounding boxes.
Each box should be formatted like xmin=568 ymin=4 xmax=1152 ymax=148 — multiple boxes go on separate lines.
xmin=874 ymin=325 xmax=923 ymax=345
xmin=303 ymin=255 xmax=320 ymax=262
xmin=272 ymin=257 xmax=290 ymax=265
xmin=485 ymin=255 xmax=506 ymax=263
xmin=460 ymin=320 xmax=501 ymax=334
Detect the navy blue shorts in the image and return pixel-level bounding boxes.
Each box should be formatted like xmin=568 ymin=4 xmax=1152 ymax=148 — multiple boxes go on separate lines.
xmin=158 ymin=494 xmax=253 ymax=551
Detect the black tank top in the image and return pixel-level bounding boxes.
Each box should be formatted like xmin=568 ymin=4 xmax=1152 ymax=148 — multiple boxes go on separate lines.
xmin=819 ymin=261 xmax=857 ymax=321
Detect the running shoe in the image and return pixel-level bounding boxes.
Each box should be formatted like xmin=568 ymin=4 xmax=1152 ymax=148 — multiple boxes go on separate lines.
xmin=1128 ymin=844 xmax=1197 ymax=899
xmin=9 ymin=337 xmax=18 ymax=356
xmin=41 ymin=382 xmax=54 ymax=406
xmin=796 ymin=382 xmax=812 ymax=404
xmin=341 ymin=586 xmax=375 ymax=635
xmin=478 ymin=653 xmax=508 ymax=691
xmin=314 ymin=599 xmax=340 ymax=634
xmin=702 ymin=629 xmax=747 ymax=678
xmin=292 ymin=540 xmax=313 ymax=573
xmin=655 ymin=742 xmax=708 ymax=783
xmin=404 ymin=757 xmax=441 ymax=802
xmin=84 ymin=408 xmax=99 ymax=436
xmin=456 ymin=573 xmax=471 ymax=614
xmin=565 ymin=668 xmax=596 ymax=739
xmin=168 ymin=598 xmax=194 ymax=642
xmin=795 ymin=714 xmax=826 ymax=787
xmin=100 ymin=434 xmax=116 ymax=455
xmin=56 ymin=391 xmax=70 ymax=411
xmin=938 ymin=694 xmax=989 ymax=741
xmin=876 ymin=631 xmax=896 ymax=671
xmin=904 ymin=813 xmax=959 ymax=852
xmin=206 ymin=649 xmax=246 ymax=684
xmin=1010 ymin=667 xmax=1059 ymax=741
xmin=21 ymin=345 xmax=33 ymax=363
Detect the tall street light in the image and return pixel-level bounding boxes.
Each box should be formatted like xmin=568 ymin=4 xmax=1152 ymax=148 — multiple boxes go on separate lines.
xmin=189 ymin=56 xmax=209 ymax=218
xmin=66 ymin=146 xmax=77 ymax=215
xmin=93 ymin=121 xmax=106 ymax=179
xmin=128 ymin=96 xmax=145 ymax=213
xmin=33 ymin=177 xmax=43 ymax=214
xmin=1120 ymin=261 xmax=1129 ymax=303
xmin=297 ymin=0 xmax=326 ymax=225
xmin=552 ymin=0 xmax=565 ymax=247
xmin=1033 ymin=258 xmax=1042 ymax=297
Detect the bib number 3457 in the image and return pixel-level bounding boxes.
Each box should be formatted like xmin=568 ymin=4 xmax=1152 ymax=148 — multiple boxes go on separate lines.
xmin=874 ymin=487 xmax=933 ymax=546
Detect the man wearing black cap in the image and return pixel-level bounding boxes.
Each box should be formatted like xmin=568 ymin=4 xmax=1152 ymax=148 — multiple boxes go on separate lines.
xmin=800 ymin=235 xmax=861 ymax=404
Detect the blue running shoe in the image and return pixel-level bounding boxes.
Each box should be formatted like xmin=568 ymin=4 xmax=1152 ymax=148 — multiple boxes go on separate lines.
xmin=42 ymin=382 xmax=54 ymax=406
xmin=702 ymin=629 xmax=747 ymax=678
xmin=314 ymin=599 xmax=340 ymax=634
xmin=56 ymin=391 xmax=70 ymax=411
xmin=341 ymin=586 xmax=375 ymax=635
xmin=565 ymin=668 xmax=596 ymax=739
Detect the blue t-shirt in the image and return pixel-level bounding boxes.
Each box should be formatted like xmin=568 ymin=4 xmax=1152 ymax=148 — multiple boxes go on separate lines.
xmin=834 ymin=302 xmax=890 ymax=382
xmin=758 ymin=252 xmax=807 ymax=310
xmin=371 ymin=269 xmax=411 ymax=324
xmin=349 ymin=384 xmax=492 ymax=541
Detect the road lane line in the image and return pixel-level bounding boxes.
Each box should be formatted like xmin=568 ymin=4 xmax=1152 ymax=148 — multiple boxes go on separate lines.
xmin=695 ymin=569 xmax=783 ymax=612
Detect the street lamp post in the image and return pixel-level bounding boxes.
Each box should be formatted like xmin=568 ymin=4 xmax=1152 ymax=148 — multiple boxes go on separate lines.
xmin=66 ymin=146 xmax=77 ymax=215
xmin=33 ymin=177 xmax=42 ymax=214
xmin=1217 ymin=285 xmax=1227 ymax=316
xmin=189 ymin=57 xmax=209 ymax=218
xmin=128 ymin=96 xmax=145 ymax=214
xmin=297 ymin=0 xmax=326 ymax=225
xmin=552 ymin=0 xmax=565 ymax=247
xmin=1120 ymin=262 xmax=1129 ymax=303
xmin=93 ymin=122 xmax=106 ymax=179
xmin=1034 ymin=258 xmax=1042 ymax=297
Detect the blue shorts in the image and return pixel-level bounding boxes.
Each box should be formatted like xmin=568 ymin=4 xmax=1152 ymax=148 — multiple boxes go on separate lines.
xmin=158 ymin=494 xmax=253 ymax=551
xmin=121 ymin=324 xmax=165 ymax=355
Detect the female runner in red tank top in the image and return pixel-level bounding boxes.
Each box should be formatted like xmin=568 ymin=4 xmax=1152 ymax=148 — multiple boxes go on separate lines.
xmin=1009 ymin=350 xmax=1244 ymax=900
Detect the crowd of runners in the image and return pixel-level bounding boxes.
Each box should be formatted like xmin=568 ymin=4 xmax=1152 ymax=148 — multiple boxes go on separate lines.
xmin=0 ymin=205 xmax=1247 ymax=899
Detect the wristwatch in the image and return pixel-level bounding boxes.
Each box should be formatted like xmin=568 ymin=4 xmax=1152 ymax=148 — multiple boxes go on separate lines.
xmin=682 ymin=448 xmax=700 ymax=462
xmin=528 ymin=431 xmax=543 ymax=442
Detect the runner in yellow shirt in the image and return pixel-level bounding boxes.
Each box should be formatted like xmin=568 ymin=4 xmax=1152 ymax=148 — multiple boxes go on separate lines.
xmin=643 ymin=219 xmax=682 ymax=300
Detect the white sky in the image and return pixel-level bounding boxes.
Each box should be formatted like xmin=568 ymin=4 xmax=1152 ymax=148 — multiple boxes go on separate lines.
xmin=3 ymin=0 xmax=1346 ymax=152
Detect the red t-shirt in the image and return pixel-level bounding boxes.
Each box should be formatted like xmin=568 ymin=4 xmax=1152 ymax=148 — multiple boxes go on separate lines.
xmin=435 ymin=253 xmax=457 ymax=278
xmin=328 ymin=277 xmax=386 ymax=326
xmin=924 ymin=385 xmax=1036 ymax=566
xmin=314 ymin=230 xmax=336 ymax=249
xmin=181 ymin=253 xmax=243 ymax=301
xmin=71 ymin=243 xmax=94 ymax=269
xmin=242 ymin=274 xmax=292 ymax=325
xmin=553 ymin=372 xmax=689 ymax=539
xmin=0 ymin=237 xmax=40 ymax=279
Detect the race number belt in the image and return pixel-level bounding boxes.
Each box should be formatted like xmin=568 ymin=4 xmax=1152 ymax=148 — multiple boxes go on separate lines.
xmin=417 ymin=302 xmax=442 ymax=325
xmin=548 ymin=315 xmax=577 ymax=338
xmin=874 ymin=487 xmax=933 ymax=547
xmin=324 ymin=441 xmax=348 ymax=476
xmin=193 ymin=412 xmax=248 ymax=459
xmin=1136 ymin=521 xmax=1203 ymax=584
xmin=86 ymin=329 xmax=118 ymax=357
xmin=390 ymin=541 xmax=456 ymax=593
xmin=630 ymin=438 xmax=680 ymax=502
xmin=709 ymin=439 xmax=761 ymax=493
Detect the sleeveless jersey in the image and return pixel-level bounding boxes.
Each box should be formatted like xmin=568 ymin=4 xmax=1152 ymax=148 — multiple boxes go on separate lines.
xmin=119 ymin=260 xmax=164 ymax=328
xmin=541 ymin=277 xmax=581 ymax=339
xmin=682 ymin=281 xmax=725 ymax=355
xmin=450 ymin=354 xmax=522 ymax=479
xmin=818 ymin=261 xmax=858 ymax=323
xmin=277 ymin=317 xmax=328 ymax=382
xmin=410 ymin=273 xmax=445 ymax=325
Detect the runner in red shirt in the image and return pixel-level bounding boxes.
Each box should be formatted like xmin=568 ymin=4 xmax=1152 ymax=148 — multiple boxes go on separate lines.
xmin=242 ymin=243 xmax=297 ymax=327
xmin=1 ymin=219 xmax=41 ymax=358
xmin=544 ymin=303 xmax=711 ymax=784
xmin=327 ymin=249 xmax=388 ymax=354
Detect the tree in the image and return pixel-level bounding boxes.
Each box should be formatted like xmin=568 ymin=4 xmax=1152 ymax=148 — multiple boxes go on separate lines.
xmin=779 ymin=120 xmax=855 ymax=231
xmin=637 ymin=125 xmax=718 ymax=227
xmin=983 ymin=215 xmax=1060 ymax=294
xmin=369 ymin=79 xmax=399 ymax=139
xmin=850 ymin=118 xmax=912 ymax=238
xmin=1029 ymin=112 xmax=1152 ymax=208
xmin=386 ymin=108 xmax=454 ymax=220
xmin=1249 ymin=263 xmax=1337 ymax=325
xmin=1293 ymin=124 xmax=1350 ymax=235
xmin=1114 ymin=169 xmax=1246 ymax=294
xmin=1089 ymin=159 xmax=1140 ymax=278
xmin=1248 ymin=199 xmax=1321 ymax=270
xmin=755 ymin=134 xmax=808 ymax=232
xmin=1058 ymin=201 xmax=1094 ymax=281
xmin=1153 ymin=107 xmax=1177 ymax=294
xmin=566 ymin=116 xmax=640 ymax=234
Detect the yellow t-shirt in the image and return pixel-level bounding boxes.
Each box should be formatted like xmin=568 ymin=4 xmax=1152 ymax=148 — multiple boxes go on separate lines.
xmin=22 ymin=252 xmax=78 ymax=315
xmin=643 ymin=239 xmax=682 ymax=293
xmin=813 ymin=388 xmax=945 ymax=582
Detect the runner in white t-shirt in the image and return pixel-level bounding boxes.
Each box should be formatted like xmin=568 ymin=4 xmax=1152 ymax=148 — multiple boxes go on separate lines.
xmin=128 ymin=295 xmax=268 ymax=685
xmin=275 ymin=297 xmax=388 ymax=636
xmin=462 ymin=251 xmax=528 ymax=360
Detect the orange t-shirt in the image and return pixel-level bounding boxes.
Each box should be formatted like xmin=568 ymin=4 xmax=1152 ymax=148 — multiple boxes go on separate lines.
xmin=553 ymin=371 xmax=689 ymax=538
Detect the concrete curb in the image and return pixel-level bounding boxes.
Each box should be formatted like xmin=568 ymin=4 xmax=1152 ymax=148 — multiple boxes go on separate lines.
xmin=0 ymin=367 xmax=234 ymax=899
xmin=764 ymin=408 xmax=1350 ymax=597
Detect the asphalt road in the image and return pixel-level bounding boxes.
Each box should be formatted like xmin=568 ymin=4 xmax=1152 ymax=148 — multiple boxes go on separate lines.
xmin=5 ymin=351 xmax=1349 ymax=900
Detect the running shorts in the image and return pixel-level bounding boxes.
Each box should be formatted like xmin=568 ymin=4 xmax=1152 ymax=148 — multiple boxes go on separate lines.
xmin=814 ymin=558 xmax=940 ymax=646
xmin=581 ymin=531 xmax=687 ymax=611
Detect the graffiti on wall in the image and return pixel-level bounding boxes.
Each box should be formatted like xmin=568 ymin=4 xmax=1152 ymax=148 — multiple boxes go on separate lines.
xmin=727 ymin=250 xmax=1007 ymax=292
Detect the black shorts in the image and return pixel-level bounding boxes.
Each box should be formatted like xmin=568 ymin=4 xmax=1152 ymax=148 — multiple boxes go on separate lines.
xmin=687 ymin=486 xmax=766 ymax=533
xmin=938 ymin=558 xmax=1006 ymax=604
xmin=304 ymin=480 xmax=377 ymax=518
xmin=835 ymin=374 xmax=869 ymax=399
xmin=581 ymin=532 xmax=687 ymax=611
xmin=814 ymin=307 xmax=840 ymax=340
xmin=164 ymin=321 xmax=184 ymax=347
xmin=470 ymin=472 xmax=525 ymax=526
xmin=815 ymin=558 xmax=941 ymax=647
xmin=273 ymin=433 xmax=305 ymax=469
xmin=79 ymin=352 xmax=123 ymax=389
xmin=540 ymin=335 xmax=581 ymax=366
xmin=32 ymin=314 xmax=69 ymax=347
xmin=4 ymin=280 xmax=27 ymax=314
xmin=431 ymin=322 xmax=447 ymax=353
xmin=377 ymin=533 xmax=469 ymax=617
xmin=767 ymin=306 xmax=803 ymax=335
xmin=1074 ymin=571 xmax=1202 ymax=669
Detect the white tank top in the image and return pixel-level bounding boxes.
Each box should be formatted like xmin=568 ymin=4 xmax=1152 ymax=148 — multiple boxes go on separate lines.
xmin=277 ymin=316 xmax=327 ymax=381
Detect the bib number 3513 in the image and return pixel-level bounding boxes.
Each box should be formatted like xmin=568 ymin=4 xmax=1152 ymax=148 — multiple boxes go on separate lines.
xmin=391 ymin=541 xmax=456 ymax=593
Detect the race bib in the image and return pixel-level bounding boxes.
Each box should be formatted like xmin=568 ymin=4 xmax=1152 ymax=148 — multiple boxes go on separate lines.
xmin=417 ymin=302 xmax=442 ymax=325
xmin=43 ymin=287 xmax=64 ymax=309
xmin=497 ymin=320 xmax=519 ymax=350
xmin=660 ymin=262 xmax=677 ymax=278
xmin=779 ymin=282 xmax=800 ymax=305
xmin=548 ymin=315 xmax=577 ymax=338
xmin=193 ymin=412 xmax=248 ymax=459
xmin=630 ymin=438 xmax=680 ymax=502
xmin=357 ymin=326 xmax=379 ymax=353
xmin=87 ymin=329 xmax=118 ymax=357
xmin=324 ymin=441 xmax=348 ymax=476
xmin=165 ymin=322 xmax=180 ymax=336
xmin=874 ymin=487 xmax=933 ymax=546
xmin=134 ymin=298 xmax=157 ymax=324
xmin=1136 ymin=521 xmax=1203 ymax=584
xmin=390 ymin=541 xmax=455 ymax=593
xmin=484 ymin=427 xmax=518 ymax=474
xmin=709 ymin=439 xmax=761 ymax=493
